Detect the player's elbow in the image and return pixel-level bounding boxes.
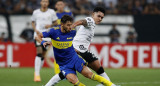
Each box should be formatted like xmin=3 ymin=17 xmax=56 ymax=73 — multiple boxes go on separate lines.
xmin=35 ymin=36 xmax=38 ymax=41
xmin=35 ymin=36 xmax=41 ymax=41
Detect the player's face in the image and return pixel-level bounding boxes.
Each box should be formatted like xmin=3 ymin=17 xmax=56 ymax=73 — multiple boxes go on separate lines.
xmin=55 ymin=1 xmax=65 ymax=11
xmin=40 ymin=0 xmax=49 ymax=8
xmin=92 ymin=11 xmax=104 ymax=24
xmin=62 ymin=21 xmax=73 ymax=33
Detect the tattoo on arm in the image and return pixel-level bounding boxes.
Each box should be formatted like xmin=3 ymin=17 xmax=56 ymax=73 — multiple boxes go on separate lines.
xmin=81 ymin=19 xmax=87 ymax=27
xmin=52 ymin=20 xmax=58 ymax=26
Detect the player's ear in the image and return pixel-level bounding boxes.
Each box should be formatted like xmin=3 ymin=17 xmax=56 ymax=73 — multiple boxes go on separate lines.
xmin=92 ymin=12 xmax=95 ymax=17
xmin=61 ymin=23 xmax=64 ymax=27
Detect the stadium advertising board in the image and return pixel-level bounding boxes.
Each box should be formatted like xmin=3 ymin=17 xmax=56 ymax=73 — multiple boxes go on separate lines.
xmin=0 ymin=43 xmax=36 ymax=67
xmin=0 ymin=43 xmax=160 ymax=68
xmin=90 ymin=43 xmax=160 ymax=68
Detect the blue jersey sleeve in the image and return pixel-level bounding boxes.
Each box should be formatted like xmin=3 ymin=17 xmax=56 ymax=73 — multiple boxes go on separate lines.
xmin=72 ymin=29 xmax=76 ymax=37
xmin=69 ymin=12 xmax=73 ymax=17
xmin=42 ymin=29 xmax=55 ymax=38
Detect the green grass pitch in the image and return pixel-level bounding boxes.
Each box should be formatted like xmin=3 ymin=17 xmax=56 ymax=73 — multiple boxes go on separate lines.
xmin=0 ymin=68 xmax=160 ymax=86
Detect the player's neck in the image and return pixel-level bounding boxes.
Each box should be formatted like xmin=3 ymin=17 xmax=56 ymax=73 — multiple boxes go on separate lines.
xmin=60 ymin=26 xmax=65 ymax=33
xmin=40 ymin=7 xmax=48 ymax=12
xmin=92 ymin=16 xmax=96 ymax=24
xmin=57 ymin=9 xmax=64 ymax=13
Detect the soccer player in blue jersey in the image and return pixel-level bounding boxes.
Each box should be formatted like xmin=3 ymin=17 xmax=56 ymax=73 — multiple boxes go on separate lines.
xmin=53 ymin=0 xmax=73 ymax=74
xmin=55 ymin=0 xmax=73 ymax=25
xmin=35 ymin=15 xmax=114 ymax=86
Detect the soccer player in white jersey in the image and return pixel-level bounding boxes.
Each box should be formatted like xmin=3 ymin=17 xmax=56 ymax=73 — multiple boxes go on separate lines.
xmin=31 ymin=0 xmax=58 ymax=82
xmin=45 ymin=7 xmax=116 ymax=86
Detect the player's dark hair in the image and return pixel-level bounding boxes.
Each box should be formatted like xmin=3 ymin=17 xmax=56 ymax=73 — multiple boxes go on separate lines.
xmin=61 ymin=15 xmax=73 ymax=24
xmin=56 ymin=0 xmax=64 ymax=3
xmin=93 ymin=7 xmax=105 ymax=15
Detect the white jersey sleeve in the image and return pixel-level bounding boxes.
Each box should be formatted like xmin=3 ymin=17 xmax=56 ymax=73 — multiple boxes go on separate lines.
xmin=50 ymin=9 xmax=58 ymax=21
xmin=85 ymin=17 xmax=95 ymax=28
xmin=73 ymin=17 xmax=96 ymax=52
xmin=31 ymin=10 xmax=37 ymax=21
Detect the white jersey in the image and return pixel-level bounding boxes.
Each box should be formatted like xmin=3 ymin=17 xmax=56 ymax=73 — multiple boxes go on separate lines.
xmin=31 ymin=8 xmax=57 ymax=40
xmin=31 ymin=8 xmax=57 ymax=45
xmin=73 ymin=17 xmax=96 ymax=52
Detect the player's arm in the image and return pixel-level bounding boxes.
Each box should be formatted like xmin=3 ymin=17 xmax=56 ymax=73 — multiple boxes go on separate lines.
xmin=35 ymin=32 xmax=50 ymax=47
xmin=45 ymin=10 xmax=58 ymax=29
xmin=31 ymin=11 xmax=40 ymax=34
xmin=35 ymin=32 xmax=43 ymax=44
xmin=71 ymin=19 xmax=87 ymax=28
xmin=52 ymin=20 xmax=58 ymax=27
xmin=45 ymin=20 xmax=58 ymax=29
xmin=32 ymin=21 xmax=40 ymax=34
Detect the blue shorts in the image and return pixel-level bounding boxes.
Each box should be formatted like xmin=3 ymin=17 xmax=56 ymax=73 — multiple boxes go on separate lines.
xmin=59 ymin=54 xmax=87 ymax=77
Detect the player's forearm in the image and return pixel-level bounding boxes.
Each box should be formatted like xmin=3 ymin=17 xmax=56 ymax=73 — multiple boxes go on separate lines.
xmin=31 ymin=21 xmax=36 ymax=31
xmin=52 ymin=20 xmax=58 ymax=26
xmin=46 ymin=21 xmax=58 ymax=28
xmin=35 ymin=33 xmax=43 ymax=43
xmin=72 ymin=19 xmax=87 ymax=27
xmin=50 ymin=20 xmax=58 ymax=27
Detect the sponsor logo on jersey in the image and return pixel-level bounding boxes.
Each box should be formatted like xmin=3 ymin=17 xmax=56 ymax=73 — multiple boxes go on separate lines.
xmin=51 ymin=39 xmax=72 ymax=49
xmin=56 ymin=37 xmax=60 ymax=40
xmin=67 ymin=37 xmax=72 ymax=40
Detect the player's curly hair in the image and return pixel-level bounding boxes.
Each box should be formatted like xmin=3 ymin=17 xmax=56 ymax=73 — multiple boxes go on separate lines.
xmin=61 ymin=15 xmax=73 ymax=24
xmin=93 ymin=7 xmax=105 ymax=15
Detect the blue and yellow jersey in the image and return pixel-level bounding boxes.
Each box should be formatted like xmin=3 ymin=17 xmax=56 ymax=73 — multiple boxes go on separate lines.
xmin=42 ymin=26 xmax=77 ymax=66
xmin=56 ymin=10 xmax=73 ymax=25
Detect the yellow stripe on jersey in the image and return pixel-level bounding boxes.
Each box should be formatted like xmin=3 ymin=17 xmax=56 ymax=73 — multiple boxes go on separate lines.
xmin=51 ymin=39 xmax=72 ymax=49
xmin=57 ymin=19 xmax=61 ymax=25
xmin=78 ymin=55 xmax=88 ymax=66
xmin=53 ymin=26 xmax=60 ymax=30
xmin=64 ymin=10 xmax=71 ymax=13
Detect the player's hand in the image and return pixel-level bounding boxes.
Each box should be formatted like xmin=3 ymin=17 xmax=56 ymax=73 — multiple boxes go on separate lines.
xmin=45 ymin=25 xmax=51 ymax=29
xmin=43 ymin=41 xmax=51 ymax=47
xmin=35 ymin=30 xmax=40 ymax=35
xmin=71 ymin=24 xmax=76 ymax=29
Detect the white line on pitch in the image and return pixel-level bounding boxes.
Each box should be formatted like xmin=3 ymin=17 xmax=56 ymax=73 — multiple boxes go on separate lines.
xmin=116 ymin=81 xmax=160 ymax=85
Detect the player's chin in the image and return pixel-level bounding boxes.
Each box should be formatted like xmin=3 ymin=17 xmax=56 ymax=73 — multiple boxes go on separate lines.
xmin=66 ymin=30 xmax=71 ymax=33
xmin=96 ymin=22 xmax=100 ymax=24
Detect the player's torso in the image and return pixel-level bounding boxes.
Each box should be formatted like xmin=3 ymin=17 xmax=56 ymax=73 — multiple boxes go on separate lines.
xmin=51 ymin=27 xmax=77 ymax=65
xmin=73 ymin=17 xmax=96 ymax=52
xmin=34 ymin=9 xmax=54 ymax=32
xmin=51 ymin=30 xmax=74 ymax=49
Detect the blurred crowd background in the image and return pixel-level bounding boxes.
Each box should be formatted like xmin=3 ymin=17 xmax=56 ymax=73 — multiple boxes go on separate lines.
xmin=0 ymin=0 xmax=160 ymax=15
xmin=0 ymin=0 xmax=160 ymax=43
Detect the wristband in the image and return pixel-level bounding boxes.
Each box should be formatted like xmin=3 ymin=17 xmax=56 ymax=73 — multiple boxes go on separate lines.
xmin=41 ymin=41 xmax=45 ymax=45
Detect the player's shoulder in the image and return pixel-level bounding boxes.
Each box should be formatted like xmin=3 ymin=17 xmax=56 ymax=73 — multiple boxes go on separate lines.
xmin=64 ymin=10 xmax=71 ymax=13
xmin=85 ymin=17 xmax=94 ymax=22
xmin=48 ymin=26 xmax=59 ymax=34
xmin=48 ymin=8 xmax=56 ymax=13
xmin=70 ymin=28 xmax=76 ymax=34
xmin=72 ymin=28 xmax=76 ymax=31
xmin=52 ymin=25 xmax=61 ymax=30
xmin=33 ymin=9 xmax=40 ymax=14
